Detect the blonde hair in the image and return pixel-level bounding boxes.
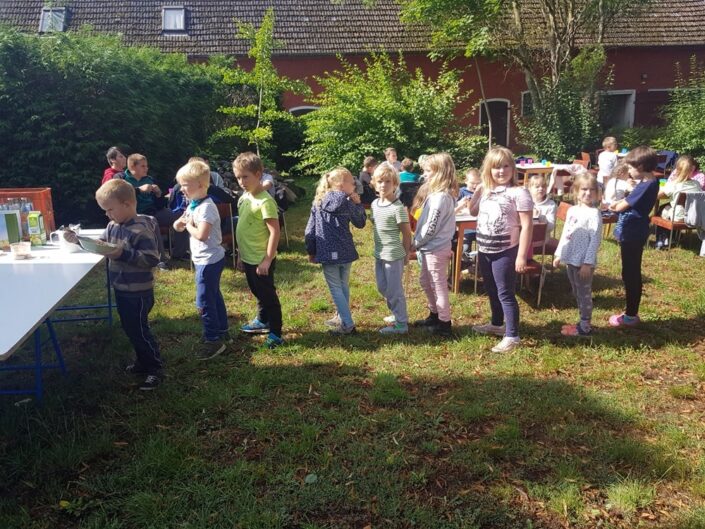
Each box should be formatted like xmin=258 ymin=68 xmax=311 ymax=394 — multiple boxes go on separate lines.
xmin=233 ymin=151 xmax=263 ymax=174
xmin=465 ymin=168 xmax=480 ymax=181
xmin=411 ymin=181 xmax=430 ymax=215
xmin=611 ymin=161 xmax=630 ymax=180
xmin=572 ymin=172 xmax=601 ymax=204
xmin=671 ymin=155 xmax=696 ymax=184
xmin=127 ymin=153 xmax=146 ymax=169
xmin=188 ymin=156 xmax=206 ymax=164
xmin=528 ymin=173 xmax=547 ymax=187
xmin=176 ymin=160 xmax=211 ymax=186
xmin=371 ymin=163 xmax=400 ymax=191
xmin=602 ymin=136 xmax=618 ymax=150
xmin=314 ymin=167 xmax=353 ymax=205
xmin=424 ymin=152 xmax=458 ymax=195
xmin=96 ymin=178 xmax=136 ymax=204
xmin=479 ymin=147 xmax=517 ymax=195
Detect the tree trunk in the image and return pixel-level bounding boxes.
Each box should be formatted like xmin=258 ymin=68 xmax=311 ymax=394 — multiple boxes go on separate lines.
xmin=474 ymin=57 xmax=493 ymax=149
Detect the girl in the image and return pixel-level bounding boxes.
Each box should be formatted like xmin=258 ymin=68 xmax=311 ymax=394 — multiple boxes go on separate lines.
xmin=412 ymin=153 xmax=458 ymax=336
xmin=469 ymin=147 xmax=533 ymax=353
xmin=656 ymin=155 xmax=702 ymax=248
xmin=602 ymin=162 xmax=630 ymax=206
xmin=553 ymin=173 xmax=603 ymax=336
xmin=597 ymin=136 xmax=619 ymax=186
xmin=370 ymin=164 xmax=412 ymax=334
xmin=304 ymin=168 xmax=367 ymax=334
xmin=667 ymin=154 xmax=705 ymax=190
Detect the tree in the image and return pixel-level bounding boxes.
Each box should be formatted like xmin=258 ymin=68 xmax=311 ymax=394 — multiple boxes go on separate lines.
xmin=211 ymin=8 xmax=308 ymax=161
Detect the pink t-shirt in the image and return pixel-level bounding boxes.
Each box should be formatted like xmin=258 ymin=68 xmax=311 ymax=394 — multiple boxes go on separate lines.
xmin=476 ymin=186 xmax=533 ymax=253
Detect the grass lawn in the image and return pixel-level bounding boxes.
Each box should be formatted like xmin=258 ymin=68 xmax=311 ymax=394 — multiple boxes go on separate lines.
xmin=1 ymin=180 xmax=705 ymax=528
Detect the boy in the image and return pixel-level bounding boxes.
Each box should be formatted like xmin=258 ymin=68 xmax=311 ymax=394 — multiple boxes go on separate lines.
xmin=233 ymin=152 xmax=284 ymax=348
xmin=608 ymin=145 xmax=660 ymax=327
xmin=102 ymin=146 xmax=126 ymax=185
xmin=357 ymin=156 xmax=378 ymax=204
xmin=173 ymin=160 xmax=229 ymax=360
xmin=384 ymin=147 xmax=402 ymax=172
xmin=399 ymin=158 xmax=419 ymax=183
xmin=92 ymin=179 xmax=163 ymax=390
xmin=597 ymin=136 xmax=619 ymax=186
xmin=454 ymin=168 xmax=481 ymax=259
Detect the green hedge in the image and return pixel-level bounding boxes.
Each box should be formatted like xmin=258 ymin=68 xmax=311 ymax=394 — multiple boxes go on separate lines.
xmin=0 ymin=27 xmax=227 ymax=225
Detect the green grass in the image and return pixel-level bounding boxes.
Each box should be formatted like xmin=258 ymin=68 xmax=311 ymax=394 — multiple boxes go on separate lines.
xmin=1 ymin=180 xmax=705 ymax=528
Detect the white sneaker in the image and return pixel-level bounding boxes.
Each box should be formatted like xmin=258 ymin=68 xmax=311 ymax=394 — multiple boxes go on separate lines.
xmin=383 ymin=315 xmax=396 ymax=324
xmin=472 ymin=323 xmax=506 ymax=336
xmin=324 ymin=313 xmax=341 ymax=327
xmin=491 ymin=336 xmax=521 ymax=353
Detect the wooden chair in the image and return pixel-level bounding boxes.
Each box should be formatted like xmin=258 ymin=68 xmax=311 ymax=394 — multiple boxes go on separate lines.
xmin=215 ymin=202 xmax=237 ymax=267
xmin=518 ymin=222 xmax=549 ymax=307
xmin=580 ymin=152 xmax=591 ymax=168
xmin=650 ymin=192 xmax=691 ymax=250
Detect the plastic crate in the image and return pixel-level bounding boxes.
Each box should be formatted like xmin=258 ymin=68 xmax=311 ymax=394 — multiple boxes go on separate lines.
xmin=0 ymin=188 xmax=55 ymax=232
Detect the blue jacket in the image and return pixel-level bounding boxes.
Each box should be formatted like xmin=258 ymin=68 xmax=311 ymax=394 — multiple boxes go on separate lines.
xmin=304 ymin=191 xmax=366 ymax=264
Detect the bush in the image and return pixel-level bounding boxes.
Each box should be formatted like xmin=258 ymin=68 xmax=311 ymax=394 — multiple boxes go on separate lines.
xmin=0 ymin=27 xmax=227 ymax=225
xmin=616 ymin=126 xmax=666 ymax=150
xmin=297 ymin=53 xmax=474 ymax=176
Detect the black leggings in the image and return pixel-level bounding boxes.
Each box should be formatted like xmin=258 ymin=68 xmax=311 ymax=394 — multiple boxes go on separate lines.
xmin=620 ymin=240 xmax=645 ymax=317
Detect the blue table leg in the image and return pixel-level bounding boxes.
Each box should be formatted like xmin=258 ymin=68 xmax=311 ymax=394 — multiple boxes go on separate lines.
xmin=46 ymin=319 xmax=66 ymax=375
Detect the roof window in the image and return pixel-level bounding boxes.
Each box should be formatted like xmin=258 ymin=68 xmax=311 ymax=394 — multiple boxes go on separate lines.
xmin=162 ymin=6 xmax=186 ymax=32
xmin=39 ymin=7 xmax=67 ymax=33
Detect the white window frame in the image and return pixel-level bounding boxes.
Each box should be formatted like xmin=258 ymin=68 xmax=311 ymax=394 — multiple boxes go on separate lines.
xmin=288 ymin=106 xmax=319 ymax=117
xmin=162 ymin=6 xmax=186 ymax=32
xmin=478 ymin=98 xmax=511 ymax=145
xmin=520 ymin=91 xmax=533 ymax=117
xmin=599 ymin=89 xmax=636 ymax=128
xmin=38 ymin=7 xmax=67 ymax=33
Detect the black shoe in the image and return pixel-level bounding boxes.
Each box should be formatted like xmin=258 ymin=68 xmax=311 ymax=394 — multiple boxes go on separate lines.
xmin=196 ymin=340 xmax=226 ymax=360
xmin=139 ymin=375 xmax=160 ymax=391
xmin=429 ymin=319 xmax=453 ymax=336
xmin=125 ymin=363 xmax=148 ymax=375
xmin=412 ymin=312 xmax=439 ymax=327
xmin=156 ymin=261 xmax=170 ymax=271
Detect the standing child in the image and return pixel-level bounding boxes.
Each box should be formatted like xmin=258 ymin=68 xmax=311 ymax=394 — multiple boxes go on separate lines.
xmin=305 ymin=168 xmax=367 ymax=334
xmin=90 ymin=179 xmax=162 ymax=390
xmin=412 ymin=153 xmax=458 ymax=336
xmin=597 ymin=136 xmax=619 ymax=187
xmin=469 ymin=147 xmax=533 ymax=352
xmin=370 ymin=164 xmax=412 ymax=334
xmin=173 ymin=160 xmax=229 ymax=359
xmin=233 ymin=152 xmax=284 ymax=348
xmin=384 ymin=147 xmax=402 ymax=172
xmin=553 ymin=173 xmax=603 ymax=336
xmin=607 ymin=146 xmax=660 ymax=327
xmin=357 ymin=156 xmax=378 ymax=205
xmin=399 ymin=158 xmax=419 ymax=183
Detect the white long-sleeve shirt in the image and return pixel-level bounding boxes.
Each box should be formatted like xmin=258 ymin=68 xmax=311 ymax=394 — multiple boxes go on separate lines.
xmin=555 ymin=205 xmax=603 ymax=267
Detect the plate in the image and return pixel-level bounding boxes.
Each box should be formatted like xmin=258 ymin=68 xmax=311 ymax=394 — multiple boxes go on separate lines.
xmin=76 ymin=236 xmax=118 ymax=255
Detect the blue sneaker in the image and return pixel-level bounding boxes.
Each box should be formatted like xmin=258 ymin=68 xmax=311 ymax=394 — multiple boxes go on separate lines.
xmin=240 ymin=319 xmax=270 ymax=334
xmin=264 ymin=332 xmax=284 ymax=349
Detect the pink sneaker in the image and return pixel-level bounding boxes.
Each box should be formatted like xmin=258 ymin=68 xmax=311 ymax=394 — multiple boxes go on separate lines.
xmin=608 ymin=313 xmax=640 ymax=327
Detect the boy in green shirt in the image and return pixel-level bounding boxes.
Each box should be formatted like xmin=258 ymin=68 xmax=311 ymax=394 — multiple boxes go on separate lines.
xmin=234 ymin=152 xmax=283 ymax=348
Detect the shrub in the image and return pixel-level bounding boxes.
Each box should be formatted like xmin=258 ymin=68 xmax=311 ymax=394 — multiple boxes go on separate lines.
xmin=616 ymin=126 xmax=666 ymax=150
xmin=297 ymin=53 xmax=475 ymax=176
xmin=0 ymin=27 xmax=227 ymax=225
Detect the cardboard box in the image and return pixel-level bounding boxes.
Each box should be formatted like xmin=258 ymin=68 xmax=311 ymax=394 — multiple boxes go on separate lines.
xmin=0 ymin=210 xmax=21 ymax=250
xmin=28 ymin=211 xmax=46 ymax=246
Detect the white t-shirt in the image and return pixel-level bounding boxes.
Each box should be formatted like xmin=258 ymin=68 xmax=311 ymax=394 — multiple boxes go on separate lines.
xmin=534 ymin=197 xmax=557 ymax=237
xmin=597 ymin=151 xmax=618 ymax=183
xmin=261 ymin=173 xmax=276 ymax=197
xmin=603 ymin=178 xmax=631 ymax=205
xmin=476 ymin=186 xmax=533 ymax=253
xmin=188 ymin=198 xmax=225 ymax=265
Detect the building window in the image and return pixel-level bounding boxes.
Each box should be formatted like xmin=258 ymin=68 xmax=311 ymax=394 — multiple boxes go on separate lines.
xmin=599 ymin=89 xmax=635 ymax=130
xmin=521 ymin=91 xmax=533 ymax=117
xmin=39 ymin=7 xmax=67 ymax=33
xmin=162 ymin=6 xmax=186 ymax=32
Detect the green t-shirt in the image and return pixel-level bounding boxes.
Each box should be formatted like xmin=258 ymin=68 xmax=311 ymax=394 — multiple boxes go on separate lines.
xmin=123 ymin=171 xmax=157 ymax=214
xmin=236 ymin=191 xmax=279 ymax=265
xmin=370 ymin=198 xmax=409 ymax=261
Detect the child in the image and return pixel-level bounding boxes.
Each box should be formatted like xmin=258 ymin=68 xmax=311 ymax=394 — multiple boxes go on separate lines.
xmin=656 ymin=155 xmax=702 ymax=248
xmin=358 ymin=156 xmax=378 ymax=205
xmin=399 ymin=158 xmax=419 ymax=183
xmin=173 ymin=160 xmax=229 ymax=359
xmin=553 ymin=173 xmax=603 ymax=336
xmin=233 ymin=152 xmax=284 ymax=348
xmin=667 ymin=155 xmax=705 ymax=190
xmin=469 ymin=146 xmax=533 ymax=352
xmin=528 ymin=173 xmax=557 ymax=235
xmin=305 ymin=168 xmax=367 ymax=334
xmin=454 ymin=168 xmax=481 ymax=257
xmin=370 ymin=164 xmax=412 ymax=334
xmin=602 ymin=162 xmax=631 ymax=206
xmin=412 ymin=152 xmax=458 ymax=336
xmin=92 ymin=179 xmax=163 ymax=390
xmin=607 ymin=146 xmax=660 ymax=327
xmin=102 ymin=146 xmax=126 ymax=185
xmin=384 ymin=147 xmax=402 ymax=172
xmin=597 ymin=136 xmax=619 ymax=186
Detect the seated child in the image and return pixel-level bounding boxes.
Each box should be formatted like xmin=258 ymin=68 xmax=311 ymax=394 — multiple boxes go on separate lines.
xmin=173 ymin=160 xmax=229 ymax=359
xmin=454 ymin=168 xmax=481 ymax=257
xmin=597 ymin=136 xmax=619 ymax=186
xmin=528 ymin=174 xmax=556 ymax=255
xmin=666 ymin=154 xmax=705 ymax=191
xmin=88 ymin=179 xmax=162 ymax=390
xmin=602 ymin=162 xmax=631 ymax=206
xmin=384 ymin=146 xmax=402 ymax=172
xmin=399 ymin=158 xmax=419 ymax=183
xmin=357 ymin=156 xmax=378 ymax=205
xmin=102 ymin=146 xmax=126 ymax=185
xmin=656 ymin=155 xmax=702 ymax=248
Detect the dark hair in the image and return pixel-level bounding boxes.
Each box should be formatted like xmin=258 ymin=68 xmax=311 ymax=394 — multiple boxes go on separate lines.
xmin=400 ymin=157 xmax=414 ymax=172
xmin=624 ymin=145 xmax=657 ymax=173
xmin=363 ymin=156 xmax=377 ymax=169
xmin=106 ymin=146 xmax=123 ymax=163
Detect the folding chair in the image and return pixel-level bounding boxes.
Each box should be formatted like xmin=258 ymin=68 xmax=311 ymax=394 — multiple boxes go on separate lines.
xmin=650 ymin=192 xmax=691 ymax=250
xmin=518 ymin=222 xmax=549 ymax=307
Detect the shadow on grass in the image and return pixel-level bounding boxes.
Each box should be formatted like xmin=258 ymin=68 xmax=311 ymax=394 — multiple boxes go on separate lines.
xmin=0 ymin=347 xmax=693 ymax=529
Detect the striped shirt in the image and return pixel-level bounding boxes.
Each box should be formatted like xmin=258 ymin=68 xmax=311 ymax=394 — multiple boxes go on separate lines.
xmin=102 ymin=215 xmax=160 ymax=292
xmin=476 ymin=186 xmax=533 ymax=254
xmin=371 ymin=198 xmax=409 ymax=261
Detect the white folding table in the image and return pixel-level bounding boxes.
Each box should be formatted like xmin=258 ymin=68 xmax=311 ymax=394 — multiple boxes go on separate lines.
xmin=0 ymin=230 xmax=112 ymax=403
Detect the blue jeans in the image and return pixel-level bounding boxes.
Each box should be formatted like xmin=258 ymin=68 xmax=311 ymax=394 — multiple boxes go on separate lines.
xmin=195 ymin=257 xmax=228 ymax=341
xmin=478 ymin=245 xmax=520 ymax=337
xmin=322 ymin=263 xmax=354 ymax=328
